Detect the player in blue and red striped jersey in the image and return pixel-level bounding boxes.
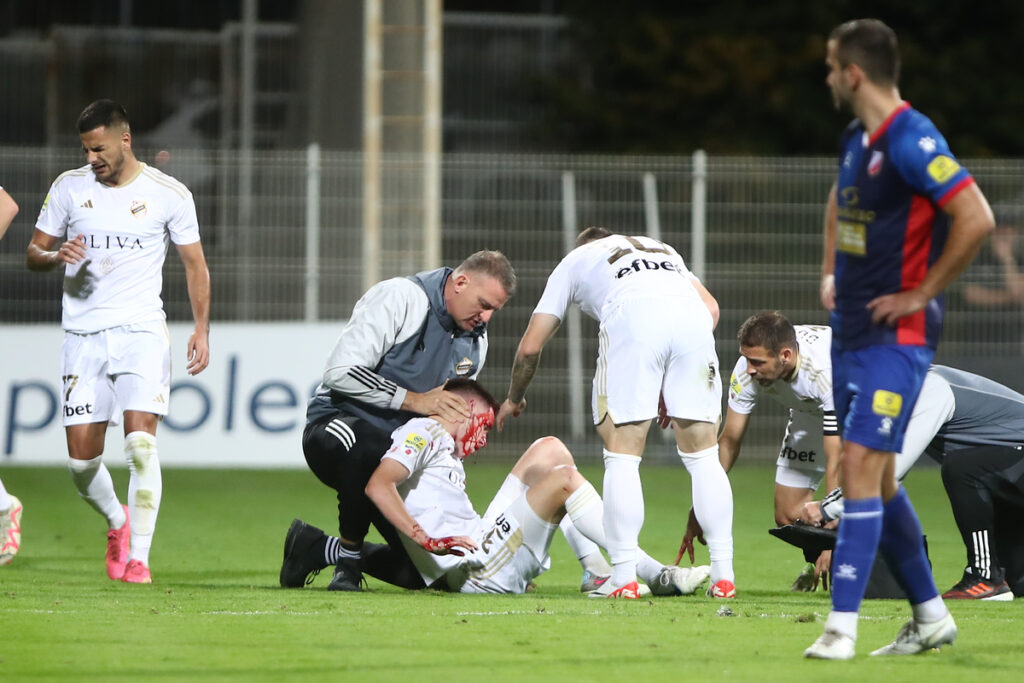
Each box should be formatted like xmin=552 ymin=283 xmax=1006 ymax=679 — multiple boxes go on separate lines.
xmin=806 ymin=19 xmax=995 ymax=660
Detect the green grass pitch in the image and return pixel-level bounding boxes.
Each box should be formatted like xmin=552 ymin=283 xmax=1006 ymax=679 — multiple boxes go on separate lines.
xmin=1 ymin=461 xmax=1020 ymax=682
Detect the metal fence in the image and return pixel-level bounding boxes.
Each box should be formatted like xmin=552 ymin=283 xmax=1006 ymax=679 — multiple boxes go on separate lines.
xmin=3 ymin=149 xmax=1023 ymax=459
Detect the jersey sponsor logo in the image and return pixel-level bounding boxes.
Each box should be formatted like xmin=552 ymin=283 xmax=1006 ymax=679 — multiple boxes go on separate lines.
xmin=837 ymin=221 xmax=867 ymax=256
xmin=80 ymin=199 xmax=94 ymax=208
xmin=455 ymin=357 xmax=474 ymax=376
xmin=613 ymin=258 xmax=683 ymax=280
xmin=927 ymin=155 xmax=961 ymax=184
xmin=867 ymin=151 xmax=884 ymax=177
xmin=871 ymin=389 xmax=903 ymax=417
xmin=917 ymin=136 xmax=937 ymax=153
xmin=403 ymin=432 xmax=428 ymax=453
xmin=80 ymin=234 xmax=145 ymax=250
xmin=130 ymin=200 xmax=148 ymax=217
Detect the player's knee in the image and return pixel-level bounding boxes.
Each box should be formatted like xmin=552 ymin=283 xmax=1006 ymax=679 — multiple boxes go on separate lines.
xmin=525 ymin=435 xmax=573 ymax=466
xmin=546 ymin=464 xmax=579 ymax=492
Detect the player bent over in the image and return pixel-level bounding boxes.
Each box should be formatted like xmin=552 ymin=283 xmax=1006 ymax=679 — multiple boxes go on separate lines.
xmin=282 ymin=379 xmax=709 ymax=596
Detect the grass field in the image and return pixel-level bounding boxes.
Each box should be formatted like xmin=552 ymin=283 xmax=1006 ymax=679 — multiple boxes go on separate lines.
xmin=1 ymin=461 xmax=1020 ymax=682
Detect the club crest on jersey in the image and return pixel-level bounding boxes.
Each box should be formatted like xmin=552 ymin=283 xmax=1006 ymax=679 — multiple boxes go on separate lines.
xmin=867 ymin=151 xmax=884 ymax=177
xmin=455 ymin=357 xmax=474 ymax=376
xmin=130 ymin=200 xmax=148 ymax=217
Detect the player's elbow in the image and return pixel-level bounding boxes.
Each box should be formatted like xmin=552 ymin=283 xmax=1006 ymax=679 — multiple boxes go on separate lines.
xmin=364 ymin=477 xmax=384 ymax=504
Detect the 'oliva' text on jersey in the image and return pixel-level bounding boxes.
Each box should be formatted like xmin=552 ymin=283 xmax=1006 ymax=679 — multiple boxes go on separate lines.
xmin=78 ymin=234 xmax=146 ymax=250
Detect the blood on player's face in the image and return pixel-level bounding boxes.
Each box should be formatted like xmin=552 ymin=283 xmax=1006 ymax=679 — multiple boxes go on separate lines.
xmin=456 ymin=401 xmax=495 ymax=459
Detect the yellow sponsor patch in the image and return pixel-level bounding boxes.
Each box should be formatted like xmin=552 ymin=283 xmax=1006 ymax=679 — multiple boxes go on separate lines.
xmin=837 ymin=221 xmax=867 ymax=256
xmin=872 ymin=390 xmax=903 ymax=417
xmin=403 ymin=433 xmax=427 ymax=453
xmin=927 ymin=155 xmax=960 ymax=184
xmin=729 ymin=373 xmax=742 ymax=395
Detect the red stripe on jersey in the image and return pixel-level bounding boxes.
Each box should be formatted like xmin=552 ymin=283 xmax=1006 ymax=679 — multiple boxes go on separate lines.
xmin=937 ymin=176 xmax=975 ymax=208
xmin=868 ymin=101 xmax=912 ymax=147
xmin=897 ymin=195 xmax=934 ymax=345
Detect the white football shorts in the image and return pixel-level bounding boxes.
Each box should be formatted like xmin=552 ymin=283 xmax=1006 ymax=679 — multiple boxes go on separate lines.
xmin=449 ymin=494 xmax=555 ymax=594
xmin=774 ymin=410 xmax=827 ymax=490
xmin=593 ymin=295 xmax=720 ymax=425
xmin=60 ymin=320 xmax=171 ymax=427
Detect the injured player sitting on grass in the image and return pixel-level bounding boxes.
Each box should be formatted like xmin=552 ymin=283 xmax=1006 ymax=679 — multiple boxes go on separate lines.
xmin=283 ymin=378 xmax=709 ymax=597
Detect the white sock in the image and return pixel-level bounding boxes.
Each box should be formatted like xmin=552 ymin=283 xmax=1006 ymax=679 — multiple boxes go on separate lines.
xmin=125 ymin=432 xmax=162 ymax=565
xmin=912 ymin=596 xmax=949 ymax=624
xmin=558 ymin=515 xmax=608 ymax=573
xmin=562 ymin=480 xmax=613 ymax=576
xmin=825 ymin=611 xmax=859 ymax=641
xmin=0 ymin=478 xmax=11 ymax=511
xmin=678 ymin=445 xmax=734 ymax=583
xmin=482 ymin=473 xmax=528 ymax=522
xmin=602 ymin=450 xmax=644 ymax=585
xmin=67 ymin=457 xmax=126 ymax=529
xmin=635 ymin=550 xmax=666 ymax=585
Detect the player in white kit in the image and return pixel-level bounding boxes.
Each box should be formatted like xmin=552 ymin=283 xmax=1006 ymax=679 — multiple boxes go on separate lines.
xmin=26 ymin=100 xmax=211 ymax=583
xmin=496 ymin=227 xmax=735 ymax=599
xmin=720 ymin=312 xmax=840 ymax=525
xmin=0 ymin=184 xmax=24 ymax=565
xmin=683 ymin=311 xmax=839 ymax=589
xmin=362 ymin=379 xmax=710 ymax=595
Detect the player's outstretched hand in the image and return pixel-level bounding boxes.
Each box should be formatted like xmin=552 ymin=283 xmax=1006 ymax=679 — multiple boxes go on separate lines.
xmin=675 ymin=507 xmax=705 ymax=565
xmin=408 ymin=383 xmax=471 ymax=423
xmin=420 ymin=535 xmax=478 ymax=557
xmin=496 ymin=398 xmax=526 ymax=431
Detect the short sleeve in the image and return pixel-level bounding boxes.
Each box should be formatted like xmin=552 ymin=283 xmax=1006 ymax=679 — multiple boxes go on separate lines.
xmin=891 ymin=115 xmax=973 ymax=208
xmin=35 ymin=179 xmax=71 ymax=239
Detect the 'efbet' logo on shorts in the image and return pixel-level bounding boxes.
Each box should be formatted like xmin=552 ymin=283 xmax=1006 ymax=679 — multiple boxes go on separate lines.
xmin=871 ymin=389 xmax=902 ymax=418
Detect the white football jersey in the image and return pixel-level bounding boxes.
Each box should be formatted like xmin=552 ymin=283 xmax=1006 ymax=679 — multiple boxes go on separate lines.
xmin=383 ymin=417 xmax=483 ymax=583
xmin=533 ymin=235 xmax=704 ymax=322
xmin=728 ymin=324 xmax=835 ymax=420
xmin=35 ymin=163 xmax=200 ymax=333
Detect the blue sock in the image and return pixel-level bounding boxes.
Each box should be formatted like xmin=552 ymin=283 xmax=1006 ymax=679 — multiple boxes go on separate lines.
xmin=831 ymin=497 xmax=883 ymax=613
xmin=878 ymin=486 xmax=939 ymax=605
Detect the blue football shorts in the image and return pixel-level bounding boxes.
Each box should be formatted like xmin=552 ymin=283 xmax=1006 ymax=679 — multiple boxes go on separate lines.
xmin=831 ymin=344 xmax=933 ymax=453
